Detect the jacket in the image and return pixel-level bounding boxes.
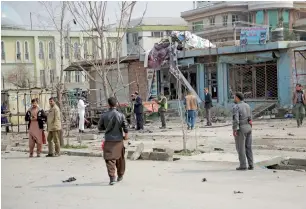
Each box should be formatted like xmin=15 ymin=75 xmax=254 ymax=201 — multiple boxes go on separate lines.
xmin=232 ymin=101 xmax=252 ymax=131
xmin=158 ymin=96 xmax=168 ymax=112
xmin=292 ymin=90 xmax=306 ymax=105
xmin=47 ymin=105 xmax=62 ymax=131
xmin=204 ymin=93 xmax=213 ymax=109
xmin=134 ymin=95 xmax=143 ymax=114
xmin=185 ymin=94 xmax=198 ymax=111
xmin=25 ymin=107 xmax=47 ymax=130
xmin=98 ymin=108 xmax=128 ymax=141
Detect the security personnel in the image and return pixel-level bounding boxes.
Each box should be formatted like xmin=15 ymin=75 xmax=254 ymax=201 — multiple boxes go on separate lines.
xmin=232 ymin=92 xmax=253 ymax=171
xmin=156 ymin=94 xmax=168 ymax=129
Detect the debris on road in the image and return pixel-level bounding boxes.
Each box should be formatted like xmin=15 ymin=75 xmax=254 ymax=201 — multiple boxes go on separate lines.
xmin=62 ymin=177 xmax=76 ymax=183
xmin=214 ymin=148 xmax=224 ymax=151
xmin=234 ymin=191 xmax=243 ymax=194
xmin=202 ymin=178 xmax=207 ymax=182
xmin=288 ymin=133 xmax=295 ymax=136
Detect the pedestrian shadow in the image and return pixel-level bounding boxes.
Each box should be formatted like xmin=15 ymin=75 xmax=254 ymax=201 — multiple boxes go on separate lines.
xmin=34 ymin=181 xmax=110 ymax=188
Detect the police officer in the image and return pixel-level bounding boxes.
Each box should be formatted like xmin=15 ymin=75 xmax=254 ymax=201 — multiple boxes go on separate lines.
xmin=232 ymin=92 xmax=254 ymax=171
xmin=155 ymin=93 xmax=168 ymax=129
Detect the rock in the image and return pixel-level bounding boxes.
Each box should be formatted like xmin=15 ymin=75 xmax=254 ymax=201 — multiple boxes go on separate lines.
xmin=130 ymin=143 xmax=144 ymax=160
xmin=77 ymin=134 xmax=97 ymax=141
xmin=289 ymin=158 xmax=306 ymax=166
xmin=273 ymin=171 xmax=277 ymax=173
xmin=214 ymin=148 xmax=224 ymax=151
xmin=149 ymin=152 xmax=173 ymax=161
xmin=202 ymin=178 xmax=207 ymax=182
xmin=287 ymin=133 xmax=295 ymax=136
xmin=234 ymin=191 xmax=243 ymax=194
xmin=295 ymin=169 xmax=306 ymax=172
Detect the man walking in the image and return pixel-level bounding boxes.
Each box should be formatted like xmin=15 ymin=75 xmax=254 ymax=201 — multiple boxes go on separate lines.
xmin=134 ymin=91 xmax=144 ymax=130
xmin=204 ymin=88 xmax=213 ymax=126
xmin=155 ymin=94 xmax=168 ymax=129
xmin=130 ymin=94 xmax=136 ymax=129
xmin=232 ymin=92 xmax=253 ymax=171
xmin=293 ymin=83 xmax=306 ymax=127
xmin=46 ymin=97 xmax=61 ymax=157
xmin=185 ymin=91 xmax=198 ymax=130
xmin=98 ymin=97 xmax=128 ymax=185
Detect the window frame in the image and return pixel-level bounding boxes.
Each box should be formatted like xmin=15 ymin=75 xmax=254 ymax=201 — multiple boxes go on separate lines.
xmin=64 ymin=42 xmax=70 ymax=59
xmin=223 ymin=15 xmax=228 ymax=26
xmin=48 ymin=41 xmax=54 ymax=59
xmin=151 ymin=31 xmax=163 ymax=38
xmin=75 ymin=71 xmax=80 ymax=83
xmin=232 ymin=14 xmax=239 ymax=26
xmin=39 ymin=41 xmax=44 ymax=59
xmin=83 ymin=40 xmax=88 ymax=59
xmin=24 ymin=41 xmax=30 ymax=61
xmin=16 ymin=41 xmax=21 ymax=60
xmin=209 ymin=16 xmax=215 ymax=26
xmin=192 ymin=21 xmax=203 ymax=32
xmin=74 ymin=42 xmax=80 ymax=60
xmin=1 ymin=41 xmax=5 ymax=61
xmin=50 ymin=69 xmax=55 ymax=83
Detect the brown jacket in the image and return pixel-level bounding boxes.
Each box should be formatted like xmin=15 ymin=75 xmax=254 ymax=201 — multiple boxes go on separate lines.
xmin=185 ymin=94 xmax=198 ymax=110
xmin=292 ymin=91 xmax=306 ymax=105
xmin=47 ymin=105 xmax=62 ymax=131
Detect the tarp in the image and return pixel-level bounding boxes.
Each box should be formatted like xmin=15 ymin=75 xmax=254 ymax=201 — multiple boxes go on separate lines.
xmin=171 ymin=31 xmax=216 ymax=49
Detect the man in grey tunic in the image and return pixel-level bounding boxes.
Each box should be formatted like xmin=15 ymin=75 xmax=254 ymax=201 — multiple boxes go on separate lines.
xmin=232 ymin=92 xmax=254 ymax=171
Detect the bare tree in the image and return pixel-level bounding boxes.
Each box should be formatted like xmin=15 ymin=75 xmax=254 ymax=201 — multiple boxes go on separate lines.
xmin=67 ymin=1 xmax=145 ymax=103
xmin=3 ymin=64 xmax=34 ymax=88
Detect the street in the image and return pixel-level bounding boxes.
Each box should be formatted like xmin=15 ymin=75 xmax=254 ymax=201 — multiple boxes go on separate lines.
xmin=2 ymin=151 xmax=306 ymax=209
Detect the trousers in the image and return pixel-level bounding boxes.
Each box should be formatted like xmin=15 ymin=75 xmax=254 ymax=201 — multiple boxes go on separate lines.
xmin=205 ymin=108 xmax=212 ymax=125
xmin=294 ymin=103 xmax=305 ymax=126
xmin=136 ymin=113 xmax=144 ymax=130
xmin=160 ymin=111 xmax=166 ymax=127
xmin=105 ymin=146 xmax=126 ymax=178
xmin=234 ymin=125 xmax=253 ymax=168
xmin=47 ymin=130 xmax=61 ymax=155
xmin=79 ymin=111 xmax=85 ymax=131
xmin=186 ymin=110 xmax=196 ymax=128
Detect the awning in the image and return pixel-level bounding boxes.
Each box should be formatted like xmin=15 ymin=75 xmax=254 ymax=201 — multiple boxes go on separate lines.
xmin=219 ymin=51 xmax=280 ymax=64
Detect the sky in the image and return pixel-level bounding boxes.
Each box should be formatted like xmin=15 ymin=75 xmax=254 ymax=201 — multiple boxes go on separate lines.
xmin=1 ymin=1 xmax=193 ymax=29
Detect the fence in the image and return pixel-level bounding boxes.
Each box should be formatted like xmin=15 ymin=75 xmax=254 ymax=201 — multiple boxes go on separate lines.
xmin=228 ymin=62 xmax=278 ymax=100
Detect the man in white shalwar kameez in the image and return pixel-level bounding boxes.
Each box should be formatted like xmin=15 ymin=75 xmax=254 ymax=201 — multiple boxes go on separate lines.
xmin=77 ymin=98 xmax=87 ymax=133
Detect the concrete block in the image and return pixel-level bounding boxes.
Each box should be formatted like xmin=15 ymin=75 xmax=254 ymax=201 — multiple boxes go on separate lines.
xmin=139 ymin=152 xmax=151 ymax=160
xmin=256 ymin=157 xmax=287 ymax=167
xmin=149 ymin=152 xmax=173 ymax=161
xmin=153 ymin=147 xmax=174 ymax=155
xmin=288 ymin=158 xmax=306 ymax=166
xmin=77 ymin=134 xmax=97 ymax=141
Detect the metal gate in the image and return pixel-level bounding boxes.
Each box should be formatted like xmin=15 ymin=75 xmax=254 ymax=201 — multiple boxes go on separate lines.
xmin=228 ymin=61 xmax=278 ymax=100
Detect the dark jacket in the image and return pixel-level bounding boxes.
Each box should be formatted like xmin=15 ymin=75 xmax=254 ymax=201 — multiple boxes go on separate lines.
xmin=25 ymin=107 xmax=47 ymax=130
xmin=204 ymin=93 xmax=213 ymax=109
xmin=134 ymin=95 xmax=143 ymax=114
xmin=98 ymin=108 xmax=128 ymax=141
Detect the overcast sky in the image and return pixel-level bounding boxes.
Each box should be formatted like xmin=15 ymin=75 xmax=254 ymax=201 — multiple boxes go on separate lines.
xmin=2 ymin=1 xmax=193 ymax=29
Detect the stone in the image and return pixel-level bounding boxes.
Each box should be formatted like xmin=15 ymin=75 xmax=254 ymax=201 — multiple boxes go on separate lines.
xmin=256 ymin=157 xmax=287 ymax=167
xmin=130 ymin=143 xmax=144 ymax=161
xmin=153 ymin=147 xmax=174 ymax=155
xmin=149 ymin=152 xmax=173 ymax=161
xmin=288 ymin=158 xmax=306 ymax=166
xmin=77 ymin=134 xmax=97 ymax=141
xmin=295 ymin=169 xmax=306 ymax=172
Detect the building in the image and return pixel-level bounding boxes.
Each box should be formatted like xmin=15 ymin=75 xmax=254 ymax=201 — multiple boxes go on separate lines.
xmin=1 ymin=6 xmax=127 ymax=91
xmin=181 ymin=1 xmax=306 ymax=45
xmin=126 ymin=17 xmax=188 ymax=55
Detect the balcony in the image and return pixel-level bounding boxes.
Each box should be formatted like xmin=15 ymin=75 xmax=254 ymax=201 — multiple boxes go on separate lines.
xmin=294 ymin=18 xmax=306 ymax=28
xmin=248 ymin=1 xmax=294 ymax=11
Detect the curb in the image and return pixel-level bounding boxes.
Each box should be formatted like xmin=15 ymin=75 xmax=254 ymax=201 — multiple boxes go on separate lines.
xmin=9 ymin=147 xmax=103 ymax=157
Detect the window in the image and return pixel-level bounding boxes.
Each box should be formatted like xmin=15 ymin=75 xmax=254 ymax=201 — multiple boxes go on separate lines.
xmin=39 ymin=42 xmax=44 ymax=59
xmin=107 ymin=41 xmax=112 ymax=58
xmin=84 ymin=40 xmax=88 ymax=59
xmin=232 ymin=14 xmax=239 ymax=26
xmin=40 ymin=70 xmax=46 ymax=87
xmin=151 ymin=31 xmax=163 ymax=37
xmin=65 ymin=42 xmax=69 ymax=59
xmin=223 ymin=15 xmax=228 ymax=26
xmin=83 ymin=71 xmax=88 ymax=81
xmin=16 ymin=41 xmax=21 ymax=60
xmin=74 ymin=42 xmax=80 ymax=59
xmin=50 ymin=69 xmax=55 ymax=83
xmin=268 ymin=10 xmax=278 ymax=30
xmin=1 ymin=41 xmax=5 ymax=60
xmin=48 ymin=41 xmax=54 ymax=59
xmin=126 ymin=33 xmax=130 ymax=44
xmin=92 ymin=38 xmax=99 ymax=58
xmin=256 ymin=10 xmax=264 ymax=25
xmin=65 ymin=71 xmax=71 ymax=82
xmin=24 ymin=41 xmax=29 ymax=60
xmin=209 ymin=17 xmax=215 ymax=26
xmin=282 ymin=10 xmax=289 ymax=28
xmin=132 ymin=33 xmax=138 ymax=45
xmin=192 ymin=21 xmax=203 ymax=32
xmin=75 ymin=71 xmax=80 ymax=83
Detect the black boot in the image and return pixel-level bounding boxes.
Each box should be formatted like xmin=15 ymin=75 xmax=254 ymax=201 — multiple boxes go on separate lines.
xmin=236 ymin=167 xmax=247 ymax=171
xmin=109 ymin=177 xmax=116 ymax=185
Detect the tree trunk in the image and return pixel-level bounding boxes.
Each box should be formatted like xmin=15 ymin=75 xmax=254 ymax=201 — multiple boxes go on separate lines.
xmin=99 ymin=32 xmax=109 ymax=101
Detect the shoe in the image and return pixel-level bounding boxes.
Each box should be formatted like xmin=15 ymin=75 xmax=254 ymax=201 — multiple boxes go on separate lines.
xmin=37 ymin=154 xmax=41 ymax=157
xmin=248 ymin=166 xmax=254 ymax=170
xmin=54 ymin=153 xmax=60 ymax=157
xmin=236 ymin=167 xmax=247 ymax=171
xmin=29 ymin=154 xmax=33 ymax=158
xmin=109 ymin=177 xmax=116 ymax=185
xmin=117 ymin=176 xmax=123 ymax=182
xmin=46 ymin=154 xmax=54 ymax=157
xmin=159 ymin=126 xmax=166 ymax=129
xmin=187 ymin=126 xmax=190 ymax=130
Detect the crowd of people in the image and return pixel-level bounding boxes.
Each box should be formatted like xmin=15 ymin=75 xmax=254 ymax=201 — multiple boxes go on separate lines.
xmin=0 ymin=84 xmax=305 ymax=185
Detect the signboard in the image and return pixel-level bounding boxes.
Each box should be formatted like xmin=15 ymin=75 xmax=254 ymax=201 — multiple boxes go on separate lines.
xmin=240 ymin=27 xmax=268 ymax=46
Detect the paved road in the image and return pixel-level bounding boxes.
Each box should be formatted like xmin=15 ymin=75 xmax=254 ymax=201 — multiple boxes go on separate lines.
xmin=2 ymin=152 xmax=306 ymax=209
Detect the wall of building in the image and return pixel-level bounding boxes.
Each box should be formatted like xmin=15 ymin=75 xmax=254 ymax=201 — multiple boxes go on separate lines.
xmin=128 ymin=61 xmax=148 ymax=101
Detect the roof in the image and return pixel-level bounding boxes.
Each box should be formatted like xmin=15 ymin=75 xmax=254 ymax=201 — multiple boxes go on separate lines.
xmin=128 ymin=17 xmax=187 ymax=28
xmin=64 ymin=55 xmax=140 ymax=71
